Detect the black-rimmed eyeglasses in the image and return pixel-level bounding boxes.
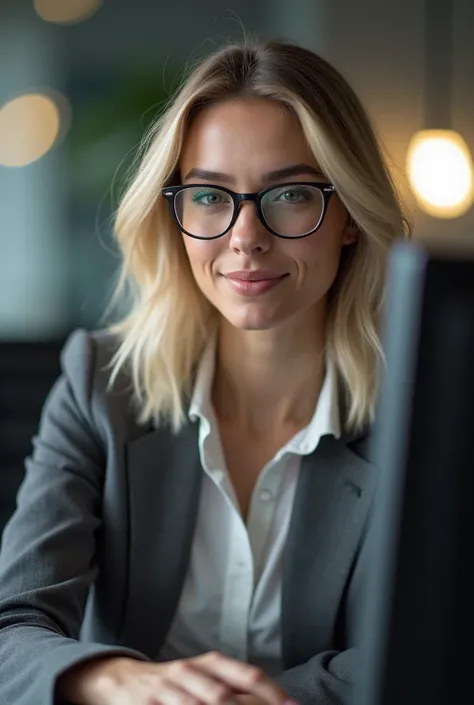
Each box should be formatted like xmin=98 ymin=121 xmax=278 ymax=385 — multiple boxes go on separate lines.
xmin=161 ymin=182 xmax=336 ymax=240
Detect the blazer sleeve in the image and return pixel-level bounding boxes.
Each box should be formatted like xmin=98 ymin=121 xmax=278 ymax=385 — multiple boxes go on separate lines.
xmin=274 ymin=649 xmax=355 ymax=705
xmin=0 ymin=329 xmax=148 ymax=705
xmin=273 ymin=504 xmax=371 ymax=705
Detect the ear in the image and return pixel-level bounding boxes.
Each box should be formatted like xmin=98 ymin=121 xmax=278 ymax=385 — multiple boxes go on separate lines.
xmin=342 ymin=215 xmax=359 ymax=246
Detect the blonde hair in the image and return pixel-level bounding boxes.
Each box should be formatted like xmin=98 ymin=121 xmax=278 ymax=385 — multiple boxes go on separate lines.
xmin=108 ymin=39 xmax=411 ymax=434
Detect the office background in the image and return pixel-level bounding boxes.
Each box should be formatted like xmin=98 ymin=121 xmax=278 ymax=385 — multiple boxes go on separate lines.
xmin=1 ymin=0 xmax=473 ymax=528
xmin=1 ymin=0 xmax=474 ymax=341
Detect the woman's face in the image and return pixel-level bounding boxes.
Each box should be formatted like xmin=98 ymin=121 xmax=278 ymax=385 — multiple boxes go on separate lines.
xmin=178 ymin=98 xmax=357 ymax=331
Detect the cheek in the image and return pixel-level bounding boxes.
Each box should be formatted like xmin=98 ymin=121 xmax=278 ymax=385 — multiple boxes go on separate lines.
xmin=293 ymin=229 xmax=346 ymax=295
xmin=182 ymin=237 xmax=220 ymax=281
xmin=293 ymin=228 xmax=344 ymax=269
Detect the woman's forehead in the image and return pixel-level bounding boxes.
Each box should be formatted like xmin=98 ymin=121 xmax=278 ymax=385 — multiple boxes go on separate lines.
xmin=179 ymin=98 xmax=320 ymax=182
xmin=183 ymin=97 xmax=302 ymax=143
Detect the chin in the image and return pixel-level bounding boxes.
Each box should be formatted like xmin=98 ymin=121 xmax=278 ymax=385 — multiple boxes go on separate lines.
xmin=235 ymin=320 xmax=276 ymax=331
xmin=222 ymin=306 xmax=284 ymax=331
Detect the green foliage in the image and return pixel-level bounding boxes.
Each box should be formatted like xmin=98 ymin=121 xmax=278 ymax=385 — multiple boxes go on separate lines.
xmin=68 ymin=66 xmax=179 ymax=208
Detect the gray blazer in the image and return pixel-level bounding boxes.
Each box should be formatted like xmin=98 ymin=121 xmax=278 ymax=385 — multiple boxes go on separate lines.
xmin=0 ymin=329 xmax=377 ymax=705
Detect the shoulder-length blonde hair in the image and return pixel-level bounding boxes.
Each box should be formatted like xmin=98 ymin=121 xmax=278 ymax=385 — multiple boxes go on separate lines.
xmin=108 ymin=38 xmax=411 ymax=434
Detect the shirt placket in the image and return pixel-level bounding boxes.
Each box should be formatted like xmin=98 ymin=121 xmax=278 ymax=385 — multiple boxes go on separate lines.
xmin=219 ymin=518 xmax=254 ymax=661
xmin=247 ymin=457 xmax=287 ymax=585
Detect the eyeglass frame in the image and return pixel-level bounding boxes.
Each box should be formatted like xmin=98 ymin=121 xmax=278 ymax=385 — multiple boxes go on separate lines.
xmin=161 ymin=181 xmax=336 ymax=240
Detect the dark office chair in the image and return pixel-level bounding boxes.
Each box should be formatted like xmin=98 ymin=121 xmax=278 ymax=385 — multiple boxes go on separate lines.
xmin=0 ymin=341 xmax=63 ymax=536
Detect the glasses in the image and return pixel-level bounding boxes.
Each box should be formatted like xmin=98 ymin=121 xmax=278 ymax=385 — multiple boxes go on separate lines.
xmin=161 ymin=182 xmax=336 ymax=240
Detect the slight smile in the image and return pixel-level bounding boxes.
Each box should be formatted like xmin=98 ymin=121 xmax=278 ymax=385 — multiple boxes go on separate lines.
xmin=222 ymin=270 xmax=288 ymax=296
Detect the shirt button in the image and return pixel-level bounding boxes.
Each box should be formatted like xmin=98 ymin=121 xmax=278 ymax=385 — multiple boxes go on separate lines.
xmin=259 ymin=489 xmax=273 ymax=502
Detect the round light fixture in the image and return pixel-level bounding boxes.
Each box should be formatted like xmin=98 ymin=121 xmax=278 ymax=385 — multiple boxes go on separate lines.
xmin=0 ymin=93 xmax=68 ymax=167
xmin=407 ymin=129 xmax=474 ymax=218
xmin=34 ymin=0 xmax=102 ymax=24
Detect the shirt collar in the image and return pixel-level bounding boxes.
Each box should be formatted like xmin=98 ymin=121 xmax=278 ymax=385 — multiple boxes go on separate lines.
xmin=287 ymin=355 xmax=341 ymax=456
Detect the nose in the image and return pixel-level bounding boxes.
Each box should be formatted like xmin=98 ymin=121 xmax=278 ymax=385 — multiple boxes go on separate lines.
xmin=228 ymin=201 xmax=272 ymax=255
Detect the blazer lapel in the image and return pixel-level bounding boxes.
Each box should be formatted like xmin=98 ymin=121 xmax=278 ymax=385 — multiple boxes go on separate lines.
xmin=117 ymin=419 xmax=376 ymax=663
xmin=281 ymin=433 xmax=376 ymax=668
xmin=119 ymin=420 xmax=202 ymax=657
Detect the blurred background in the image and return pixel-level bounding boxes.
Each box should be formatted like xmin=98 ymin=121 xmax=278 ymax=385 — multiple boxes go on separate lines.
xmin=1 ymin=0 xmax=474 ymax=526
xmin=1 ymin=0 xmax=474 ymax=341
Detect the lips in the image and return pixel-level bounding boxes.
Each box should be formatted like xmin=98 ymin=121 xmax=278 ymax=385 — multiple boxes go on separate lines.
xmin=222 ymin=271 xmax=287 ymax=296
xmin=224 ymin=270 xmax=285 ymax=281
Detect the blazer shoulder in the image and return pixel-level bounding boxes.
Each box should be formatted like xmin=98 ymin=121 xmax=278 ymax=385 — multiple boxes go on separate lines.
xmin=60 ymin=328 xmax=119 ymax=394
xmin=60 ymin=328 xmax=144 ymax=442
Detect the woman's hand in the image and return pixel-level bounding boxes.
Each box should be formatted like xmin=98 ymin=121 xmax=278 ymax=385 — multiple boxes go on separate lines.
xmin=57 ymin=651 xmax=297 ymax=705
xmin=235 ymin=695 xmax=290 ymax=705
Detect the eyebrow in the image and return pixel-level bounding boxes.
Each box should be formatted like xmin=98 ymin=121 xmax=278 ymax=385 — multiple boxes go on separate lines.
xmin=182 ymin=163 xmax=326 ymax=184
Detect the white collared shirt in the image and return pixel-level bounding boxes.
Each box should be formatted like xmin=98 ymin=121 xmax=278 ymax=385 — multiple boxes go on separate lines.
xmin=157 ymin=340 xmax=340 ymax=675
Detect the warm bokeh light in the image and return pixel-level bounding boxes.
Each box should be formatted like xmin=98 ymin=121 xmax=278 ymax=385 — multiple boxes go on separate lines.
xmin=34 ymin=0 xmax=102 ymax=24
xmin=407 ymin=129 xmax=474 ymax=218
xmin=0 ymin=94 xmax=63 ymax=167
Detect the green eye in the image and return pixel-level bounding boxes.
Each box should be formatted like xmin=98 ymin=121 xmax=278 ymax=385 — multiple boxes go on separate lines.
xmin=191 ymin=189 xmax=226 ymax=206
xmin=275 ymin=186 xmax=307 ymax=202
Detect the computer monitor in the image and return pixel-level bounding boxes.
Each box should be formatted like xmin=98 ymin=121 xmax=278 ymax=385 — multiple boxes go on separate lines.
xmin=352 ymin=239 xmax=474 ymax=705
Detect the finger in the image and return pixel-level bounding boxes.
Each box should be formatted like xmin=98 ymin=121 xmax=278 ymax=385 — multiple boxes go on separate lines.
xmin=194 ymin=652 xmax=289 ymax=705
xmin=164 ymin=661 xmax=237 ymax=705
xmin=154 ymin=677 xmax=207 ymax=705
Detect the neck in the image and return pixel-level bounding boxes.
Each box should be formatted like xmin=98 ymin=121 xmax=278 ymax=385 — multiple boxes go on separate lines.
xmin=212 ymin=308 xmax=327 ymax=435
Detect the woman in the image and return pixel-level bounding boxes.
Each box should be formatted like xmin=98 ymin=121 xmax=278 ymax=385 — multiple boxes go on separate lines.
xmin=0 ymin=39 xmax=410 ymax=705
